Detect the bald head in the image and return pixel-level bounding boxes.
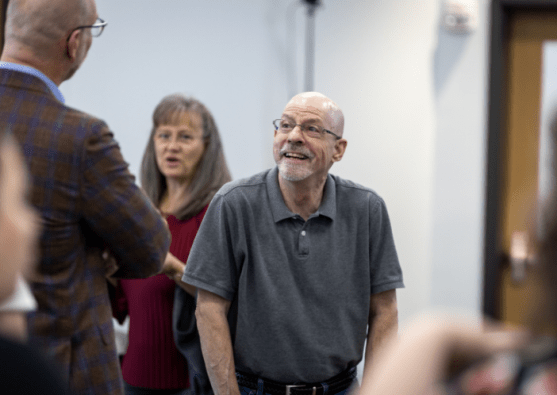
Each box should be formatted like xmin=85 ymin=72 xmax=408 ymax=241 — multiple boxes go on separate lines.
xmin=5 ymin=0 xmax=92 ymax=57
xmin=285 ymin=92 xmax=345 ymax=138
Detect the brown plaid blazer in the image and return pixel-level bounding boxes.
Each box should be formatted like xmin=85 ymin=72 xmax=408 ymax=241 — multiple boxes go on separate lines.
xmin=0 ymin=68 xmax=171 ymax=395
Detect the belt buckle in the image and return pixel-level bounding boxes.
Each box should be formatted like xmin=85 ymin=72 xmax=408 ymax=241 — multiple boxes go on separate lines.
xmin=285 ymin=385 xmax=304 ymax=395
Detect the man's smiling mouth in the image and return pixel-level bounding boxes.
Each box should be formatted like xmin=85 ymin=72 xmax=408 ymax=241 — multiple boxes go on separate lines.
xmin=284 ymin=152 xmax=308 ymax=160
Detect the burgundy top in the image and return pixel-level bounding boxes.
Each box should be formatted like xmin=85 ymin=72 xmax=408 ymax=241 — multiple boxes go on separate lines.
xmin=114 ymin=205 xmax=208 ymax=389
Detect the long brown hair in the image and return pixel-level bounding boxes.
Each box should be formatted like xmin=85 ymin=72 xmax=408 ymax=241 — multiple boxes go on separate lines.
xmin=140 ymin=94 xmax=231 ymax=220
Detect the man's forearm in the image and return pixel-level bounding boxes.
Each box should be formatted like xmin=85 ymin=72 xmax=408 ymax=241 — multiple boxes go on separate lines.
xmin=196 ymin=291 xmax=240 ymax=395
xmin=362 ymin=289 xmax=399 ymax=384
xmin=365 ymin=306 xmax=398 ymax=366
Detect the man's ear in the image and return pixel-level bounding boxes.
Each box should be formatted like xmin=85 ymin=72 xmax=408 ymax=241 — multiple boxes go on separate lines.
xmin=66 ymin=29 xmax=81 ymax=61
xmin=332 ymin=139 xmax=347 ymax=163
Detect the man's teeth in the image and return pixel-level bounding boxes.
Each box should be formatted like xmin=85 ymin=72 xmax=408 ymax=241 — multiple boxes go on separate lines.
xmin=285 ymin=153 xmax=307 ymax=159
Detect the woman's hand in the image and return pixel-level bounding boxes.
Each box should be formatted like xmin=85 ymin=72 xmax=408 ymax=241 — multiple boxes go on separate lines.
xmin=161 ymin=252 xmax=196 ymax=296
xmin=161 ymin=252 xmax=185 ymax=282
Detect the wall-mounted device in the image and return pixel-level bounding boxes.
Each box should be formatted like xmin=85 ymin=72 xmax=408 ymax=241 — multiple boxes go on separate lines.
xmin=441 ymin=0 xmax=478 ymax=34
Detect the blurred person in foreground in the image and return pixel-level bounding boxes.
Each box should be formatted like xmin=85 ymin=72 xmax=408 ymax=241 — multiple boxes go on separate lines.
xmin=0 ymin=275 xmax=37 ymax=342
xmin=361 ymin=112 xmax=557 ymax=394
xmin=0 ymin=0 xmax=171 ymax=394
xmin=0 ymin=130 xmax=70 ymax=394
xmin=111 ymin=94 xmax=231 ymax=395
xmin=183 ymin=92 xmax=404 ymax=395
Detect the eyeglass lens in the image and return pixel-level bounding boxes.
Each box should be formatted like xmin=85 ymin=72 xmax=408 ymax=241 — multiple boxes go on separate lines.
xmin=90 ymin=19 xmax=105 ymax=37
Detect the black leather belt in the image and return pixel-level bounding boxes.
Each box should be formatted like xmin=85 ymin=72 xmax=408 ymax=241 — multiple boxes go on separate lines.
xmin=236 ymin=367 xmax=357 ymax=395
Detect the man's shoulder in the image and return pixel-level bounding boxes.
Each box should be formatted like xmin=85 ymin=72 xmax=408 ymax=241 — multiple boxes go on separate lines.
xmin=216 ymin=168 xmax=271 ymax=198
xmin=62 ymin=105 xmax=107 ymax=130
xmin=36 ymin=103 xmax=109 ymax=146
xmin=0 ymin=71 xmax=108 ymax=135
xmin=330 ymin=173 xmax=384 ymax=204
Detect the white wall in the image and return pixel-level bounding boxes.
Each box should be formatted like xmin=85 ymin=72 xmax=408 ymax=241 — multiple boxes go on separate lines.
xmin=539 ymin=42 xmax=557 ymax=209
xmin=62 ymin=0 xmax=488 ymax=325
xmin=429 ymin=1 xmax=488 ymax=313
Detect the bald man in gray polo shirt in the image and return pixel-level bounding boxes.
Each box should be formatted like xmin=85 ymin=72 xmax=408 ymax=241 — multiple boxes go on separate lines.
xmin=183 ymin=92 xmax=403 ymax=395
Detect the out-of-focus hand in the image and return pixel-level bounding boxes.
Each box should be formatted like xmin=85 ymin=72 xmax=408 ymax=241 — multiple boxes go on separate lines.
xmin=0 ymin=311 xmax=28 ymax=342
xmin=360 ymin=314 xmax=529 ymax=395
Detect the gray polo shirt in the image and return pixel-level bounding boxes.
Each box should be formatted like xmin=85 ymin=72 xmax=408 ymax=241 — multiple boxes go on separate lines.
xmin=183 ymin=167 xmax=403 ymax=383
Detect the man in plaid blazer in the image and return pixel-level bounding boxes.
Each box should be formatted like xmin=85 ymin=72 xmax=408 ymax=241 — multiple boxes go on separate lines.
xmin=0 ymin=0 xmax=171 ymax=394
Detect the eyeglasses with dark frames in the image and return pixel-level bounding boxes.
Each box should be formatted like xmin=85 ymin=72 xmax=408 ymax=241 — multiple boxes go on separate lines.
xmin=66 ymin=17 xmax=107 ymax=42
xmin=273 ymin=119 xmax=341 ymax=140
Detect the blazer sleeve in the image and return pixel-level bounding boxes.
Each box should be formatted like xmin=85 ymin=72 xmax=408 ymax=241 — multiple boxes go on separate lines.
xmin=81 ymin=122 xmax=170 ymax=278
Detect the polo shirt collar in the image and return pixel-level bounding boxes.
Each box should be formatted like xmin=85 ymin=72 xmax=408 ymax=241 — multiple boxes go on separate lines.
xmin=267 ymin=166 xmax=337 ymax=223
xmin=0 ymin=62 xmax=65 ymax=103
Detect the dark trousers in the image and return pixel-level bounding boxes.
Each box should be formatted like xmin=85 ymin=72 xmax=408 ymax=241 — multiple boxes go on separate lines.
xmin=237 ymin=371 xmax=357 ymax=395
xmin=238 ymin=383 xmax=355 ymax=395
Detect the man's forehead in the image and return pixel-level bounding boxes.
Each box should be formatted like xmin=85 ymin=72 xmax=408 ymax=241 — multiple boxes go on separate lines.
xmin=286 ymin=93 xmax=328 ymax=108
xmin=282 ymin=104 xmax=323 ymax=119
xmin=282 ymin=92 xmax=344 ymax=134
xmin=86 ymin=0 xmax=98 ymax=19
xmin=286 ymin=93 xmax=340 ymax=115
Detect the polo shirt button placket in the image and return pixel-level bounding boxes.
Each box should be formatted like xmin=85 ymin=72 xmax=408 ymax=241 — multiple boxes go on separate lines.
xmin=299 ymin=228 xmax=309 ymax=256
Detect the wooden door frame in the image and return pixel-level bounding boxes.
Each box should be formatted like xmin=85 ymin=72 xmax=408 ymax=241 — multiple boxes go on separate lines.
xmin=484 ymin=0 xmax=557 ymax=319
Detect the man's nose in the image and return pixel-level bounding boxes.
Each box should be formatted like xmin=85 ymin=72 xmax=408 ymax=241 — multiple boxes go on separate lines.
xmin=287 ymin=125 xmax=304 ymax=142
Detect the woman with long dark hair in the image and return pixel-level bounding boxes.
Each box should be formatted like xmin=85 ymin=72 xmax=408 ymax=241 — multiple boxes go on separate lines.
xmin=113 ymin=94 xmax=231 ymax=395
